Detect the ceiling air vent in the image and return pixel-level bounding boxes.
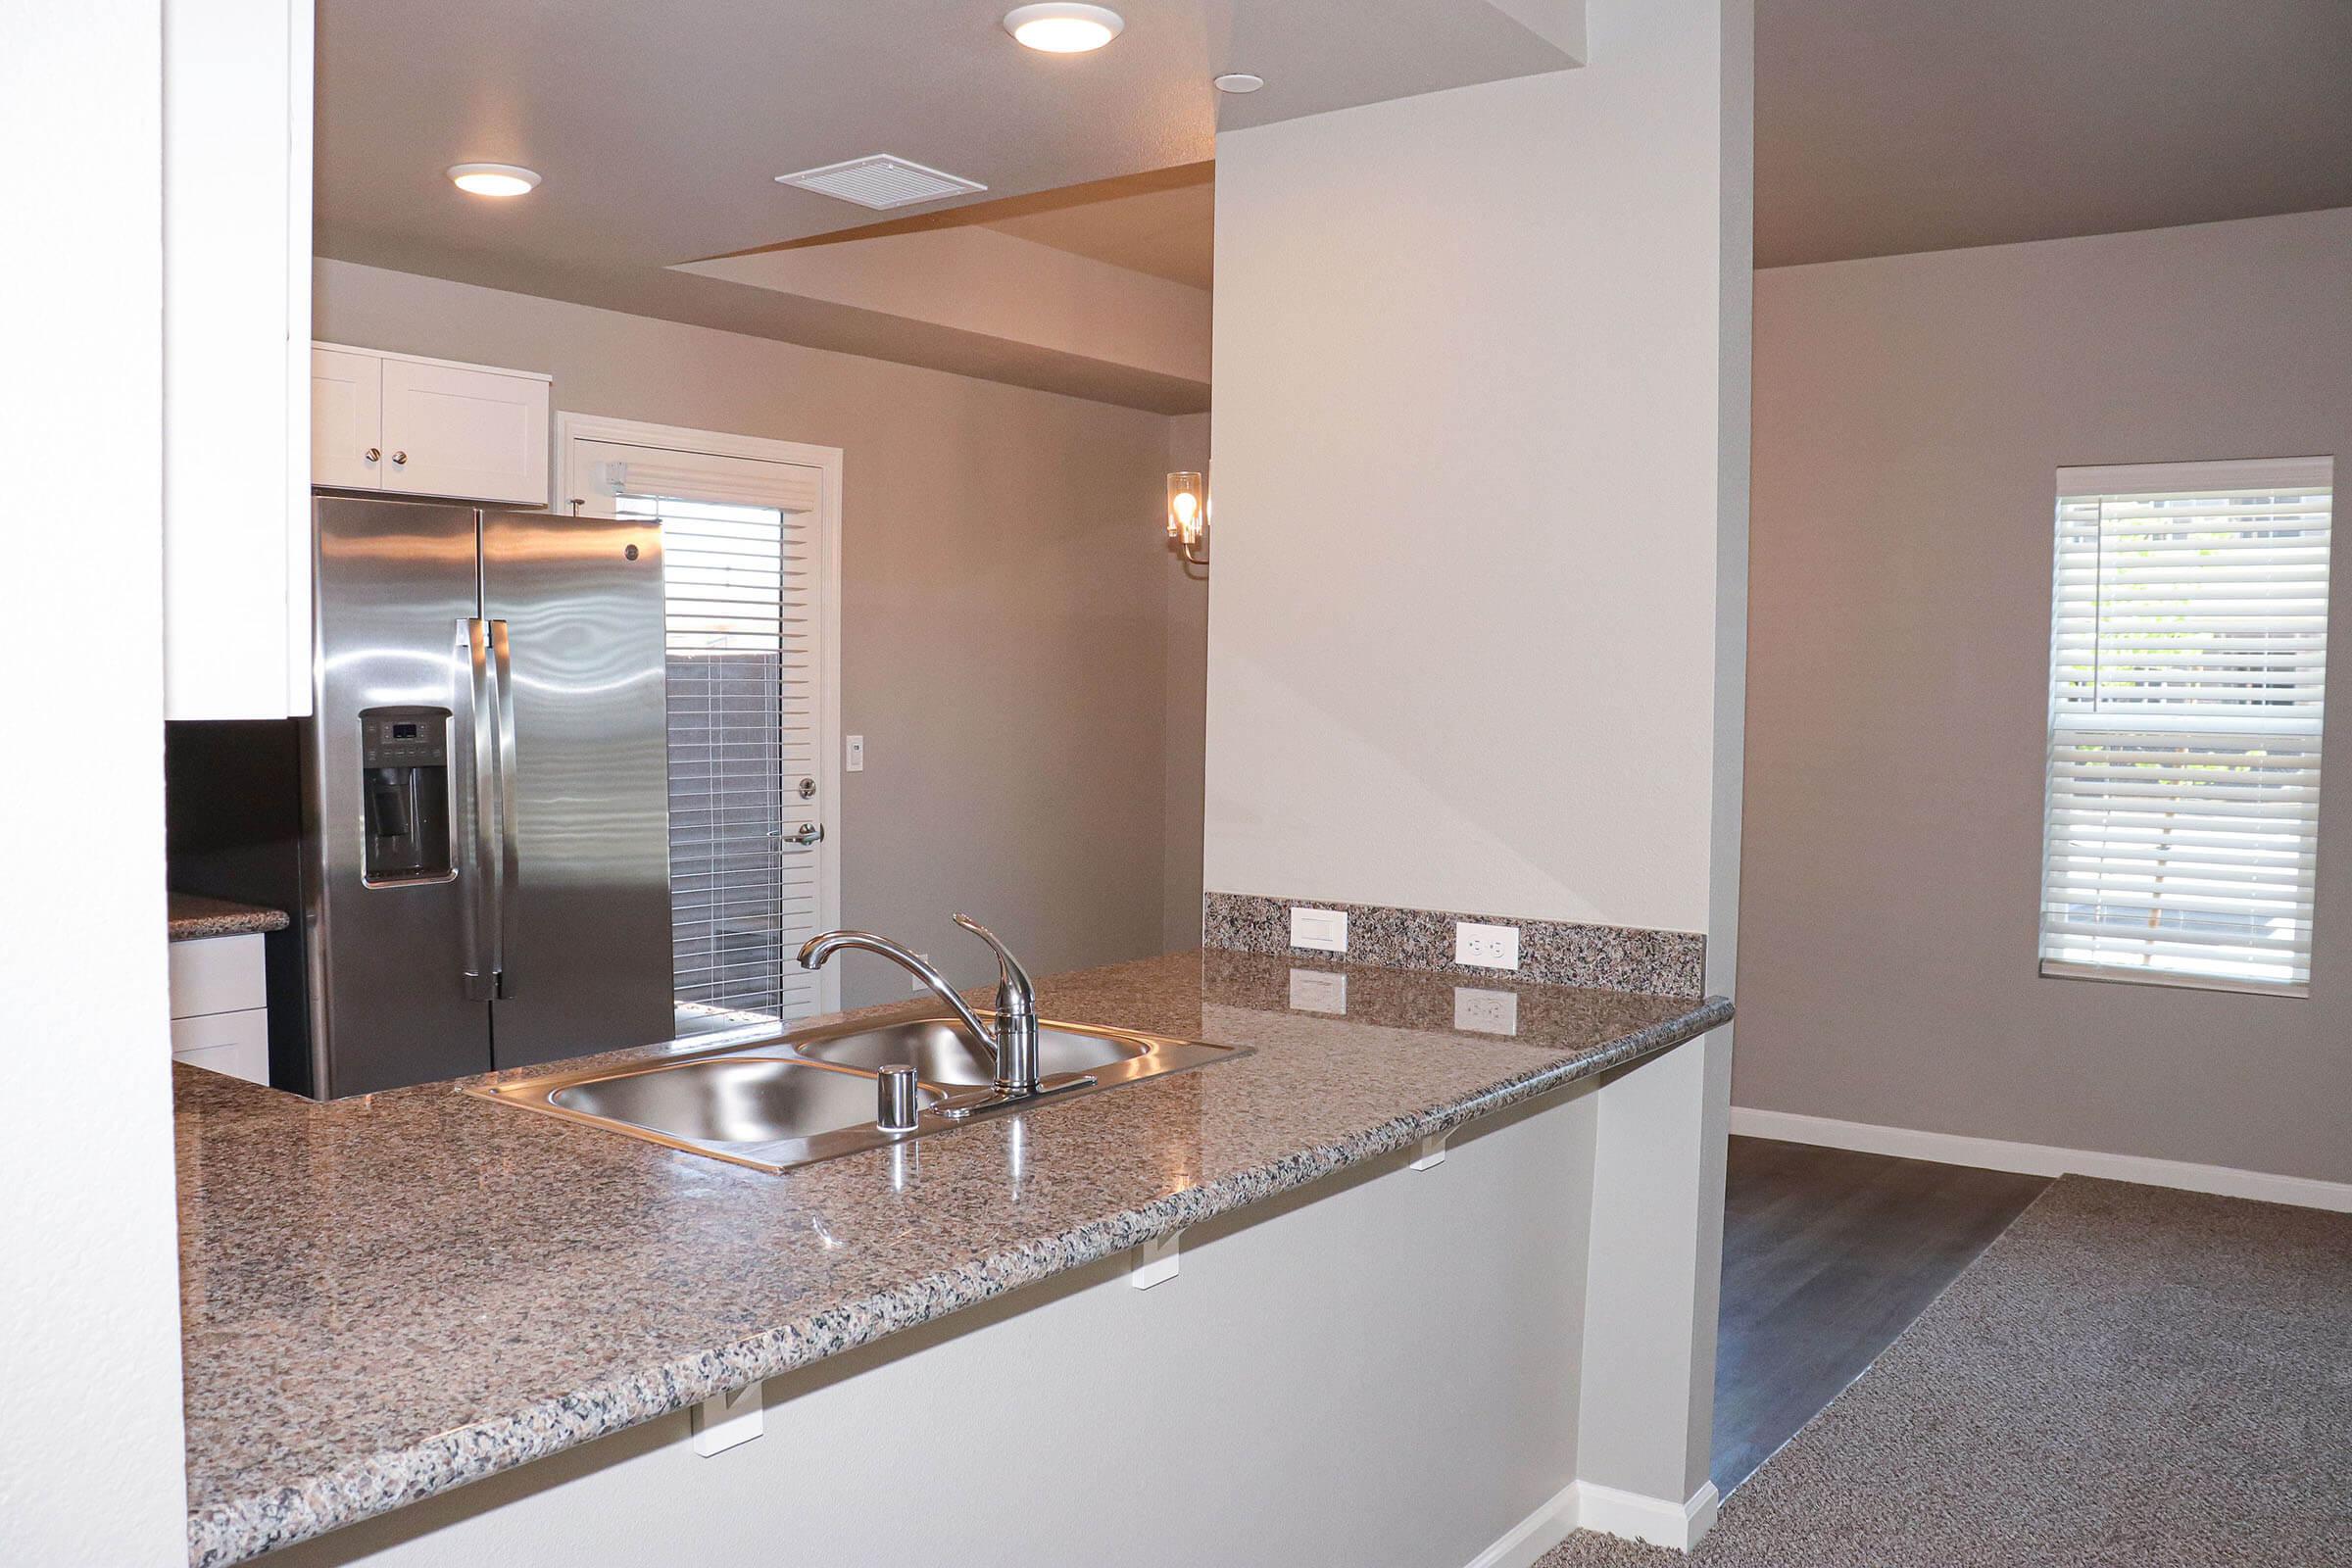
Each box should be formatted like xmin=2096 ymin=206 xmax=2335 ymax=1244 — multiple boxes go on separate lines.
xmin=773 ymin=155 xmax=987 ymax=210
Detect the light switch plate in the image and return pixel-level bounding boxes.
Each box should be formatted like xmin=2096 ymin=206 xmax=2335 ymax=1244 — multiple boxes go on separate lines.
xmin=1290 ymin=906 xmax=1348 ymax=953
xmin=1289 ymin=967 xmax=1348 ymax=1013
xmin=846 ymin=734 xmax=864 ymax=772
xmin=1454 ymin=920 xmax=1520 ymax=970
xmin=1453 ymin=986 xmax=1519 ymax=1036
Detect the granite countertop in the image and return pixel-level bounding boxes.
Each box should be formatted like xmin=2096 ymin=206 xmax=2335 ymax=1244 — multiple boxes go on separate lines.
xmin=177 ymin=949 xmax=1730 ymax=1566
xmin=168 ymin=893 xmax=291 ymax=943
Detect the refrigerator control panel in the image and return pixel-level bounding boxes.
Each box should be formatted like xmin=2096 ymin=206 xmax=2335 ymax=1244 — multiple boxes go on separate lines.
xmin=362 ymin=710 xmax=450 ymax=768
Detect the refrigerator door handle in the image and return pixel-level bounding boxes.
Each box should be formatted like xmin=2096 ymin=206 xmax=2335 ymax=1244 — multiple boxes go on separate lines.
xmin=458 ymin=617 xmax=500 ymax=1001
xmin=489 ymin=618 xmax=522 ymax=999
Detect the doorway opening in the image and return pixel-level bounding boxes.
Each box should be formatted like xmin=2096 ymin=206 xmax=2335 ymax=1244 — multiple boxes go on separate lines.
xmin=557 ymin=416 xmax=844 ymax=1035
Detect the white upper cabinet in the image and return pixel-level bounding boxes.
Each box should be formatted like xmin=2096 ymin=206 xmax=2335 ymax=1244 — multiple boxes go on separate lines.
xmin=310 ymin=347 xmax=382 ymax=491
xmin=163 ymin=0 xmax=313 ymax=720
xmin=314 ymin=346 xmax=551 ymax=507
xmin=380 ymin=355 xmax=551 ymax=505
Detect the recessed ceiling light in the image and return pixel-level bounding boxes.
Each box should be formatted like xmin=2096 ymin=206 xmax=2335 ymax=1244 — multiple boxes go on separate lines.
xmin=1213 ymin=73 xmax=1265 ymax=94
xmin=447 ymin=163 xmax=541 ymax=197
xmin=1003 ymin=4 xmax=1124 ymax=53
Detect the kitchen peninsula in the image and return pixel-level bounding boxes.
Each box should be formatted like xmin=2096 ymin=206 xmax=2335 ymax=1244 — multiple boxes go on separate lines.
xmin=180 ymin=948 xmax=1731 ymax=1568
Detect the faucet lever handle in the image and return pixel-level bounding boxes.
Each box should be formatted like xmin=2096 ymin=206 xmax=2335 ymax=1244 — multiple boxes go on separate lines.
xmin=952 ymin=913 xmax=1035 ymax=1015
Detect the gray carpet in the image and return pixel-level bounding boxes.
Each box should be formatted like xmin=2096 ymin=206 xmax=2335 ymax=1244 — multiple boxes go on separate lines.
xmin=1540 ymin=1177 xmax=2352 ymax=1567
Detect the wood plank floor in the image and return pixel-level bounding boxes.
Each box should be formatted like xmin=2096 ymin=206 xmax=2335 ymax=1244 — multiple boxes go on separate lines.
xmin=1710 ymin=1136 xmax=2052 ymax=1494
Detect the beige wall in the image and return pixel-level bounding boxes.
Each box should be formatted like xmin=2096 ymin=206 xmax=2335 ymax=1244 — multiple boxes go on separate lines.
xmin=317 ymin=260 xmax=1200 ymax=1007
xmin=1162 ymin=412 xmax=1210 ymax=949
xmin=1201 ymin=0 xmax=1750 ymax=939
xmin=1740 ymin=207 xmax=2352 ymax=1184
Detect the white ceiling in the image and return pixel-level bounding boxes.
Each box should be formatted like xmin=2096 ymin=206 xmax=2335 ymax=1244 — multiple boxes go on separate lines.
xmin=315 ymin=1 xmax=1571 ymax=335
xmin=314 ymin=0 xmax=2352 ymax=407
xmin=986 ymin=173 xmax=1217 ymax=290
xmin=1756 ymin=0 xmax=2352 ymax=268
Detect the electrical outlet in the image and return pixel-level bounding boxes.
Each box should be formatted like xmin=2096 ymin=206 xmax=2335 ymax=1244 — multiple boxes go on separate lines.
xmin=1453 ymin=986 xmax=1519 ymax=1036
xmin=846 ymin=734 xmax=865 ymax=772
xmin=1290 ymin=906 xmax=1348 ymax=953
xmin=1289 ymin=967 xmax=1347 ymax=1013
xmin=1454 ymin=920 xmax=1520 ymax=970
xmin=911 ymin=953 xmax=930 ymax=993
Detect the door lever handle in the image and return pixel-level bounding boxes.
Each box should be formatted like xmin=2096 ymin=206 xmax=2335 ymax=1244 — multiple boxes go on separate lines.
xmin=776 ymin=822 xmax=825 ymax=849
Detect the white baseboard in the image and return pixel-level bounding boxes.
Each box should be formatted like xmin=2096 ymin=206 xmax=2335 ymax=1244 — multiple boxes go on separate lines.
xmin=1730 ymin=1107 xmax=2352 ymax=1214
xmin=1465 ymin=1479 xmax=1582 ymax=1568
xmin=1575 ymin=1480 xmax=1719 ymax=1550
xmin=1466 ymin=1479 xmax=1720 ymax=1567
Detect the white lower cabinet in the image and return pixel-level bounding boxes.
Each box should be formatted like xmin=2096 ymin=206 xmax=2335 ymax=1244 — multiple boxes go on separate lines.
xmin=170 ymin=935 xmax=271 ymax=1086
xmin=171 ymin=1011 xmax=271 ymax=1086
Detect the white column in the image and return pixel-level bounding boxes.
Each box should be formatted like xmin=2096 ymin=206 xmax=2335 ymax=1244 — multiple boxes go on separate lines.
xmin=0 ymin=5 xmax=189 ymax=1564
xmin=1576 ymin=1031 xmax=1736 ymax=1545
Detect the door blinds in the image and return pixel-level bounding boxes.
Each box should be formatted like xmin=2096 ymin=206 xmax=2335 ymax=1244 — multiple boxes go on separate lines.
xmin=620 ymin=490 xmax=821 ymax=1033
xmin=2039 ymin=457 xmax=2333 ymax=994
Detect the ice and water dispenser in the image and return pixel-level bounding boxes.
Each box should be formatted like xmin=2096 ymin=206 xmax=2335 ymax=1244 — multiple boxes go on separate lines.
xmin=359 ymin=707 xmax=454 ymax=883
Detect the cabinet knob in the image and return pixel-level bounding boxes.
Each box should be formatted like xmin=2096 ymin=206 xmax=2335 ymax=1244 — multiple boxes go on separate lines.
xmin=365 ymin=447 xmax=381 ymax=463
xmin=390 ymin=451 xmax=409 ymax=466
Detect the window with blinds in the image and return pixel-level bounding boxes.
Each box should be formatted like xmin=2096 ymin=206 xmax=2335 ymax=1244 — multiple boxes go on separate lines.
xmin=622 ymin=492 xmax=798 ymax=1035
xmin=2039 ymin=457 xmax=2333 ymax=995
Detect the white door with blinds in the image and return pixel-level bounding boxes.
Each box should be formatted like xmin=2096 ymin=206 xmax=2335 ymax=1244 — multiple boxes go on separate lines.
xmin=560 ymin=421 xmax=841 ymax=1035
xmin=2040 ymin=456 xmax=2333 ymax=995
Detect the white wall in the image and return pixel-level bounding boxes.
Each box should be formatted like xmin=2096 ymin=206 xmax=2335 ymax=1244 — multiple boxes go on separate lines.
xmin=0 ymin=6 xmax=191 ymax=1563
xmin=1201 ymin=0 xmax=1749 ymax=1513
xmin=258 ymin=1088 xmax=1601 ymax=1568
xmin=1739 ymin=208 xmax=2352 ymax=1185
xmin=1202 ymin=0 xmax=1751 ymax=939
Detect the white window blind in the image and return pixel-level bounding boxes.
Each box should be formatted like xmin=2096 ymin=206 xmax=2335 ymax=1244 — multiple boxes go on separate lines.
xmin=2039 ymin=456 xmax=2333 ymax=995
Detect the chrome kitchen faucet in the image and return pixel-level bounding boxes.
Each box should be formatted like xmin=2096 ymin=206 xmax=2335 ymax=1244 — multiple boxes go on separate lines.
xmin=797 ymin=914 xmax=1093 ymax=1118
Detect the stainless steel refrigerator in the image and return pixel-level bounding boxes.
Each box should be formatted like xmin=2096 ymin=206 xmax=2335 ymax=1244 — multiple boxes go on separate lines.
xmin=301 ymin=495 xmax=672 ymax=1096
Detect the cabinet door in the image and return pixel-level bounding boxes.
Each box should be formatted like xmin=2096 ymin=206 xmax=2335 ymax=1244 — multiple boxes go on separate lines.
xmin=172 ymin=1010 xmax=271 ymax=1085
xmin=312 ymin=347 xmax=384 ymax=490
xmin=379 ymin=359 xmax=550 ymax=505
xmin=168 ymin=934 xmax=269 ymax=1019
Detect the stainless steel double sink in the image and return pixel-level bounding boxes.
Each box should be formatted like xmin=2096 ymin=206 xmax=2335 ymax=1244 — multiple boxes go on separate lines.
xmin=466 ymin=1012 xmax=1244 ymax=1173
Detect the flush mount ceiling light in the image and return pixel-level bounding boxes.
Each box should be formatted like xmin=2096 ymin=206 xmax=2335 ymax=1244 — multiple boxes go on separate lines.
xmin=447 ymin=163 xmax=541 ymax=197
xmin=1212 ymin=73 xmax=1265 ymax=93
xmin=1003 ymin=4 xmax=1124 ymax=52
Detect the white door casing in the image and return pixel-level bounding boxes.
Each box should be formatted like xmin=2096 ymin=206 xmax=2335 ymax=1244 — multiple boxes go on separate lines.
xmin=558 ymin=413 xmax=844 ymax=1020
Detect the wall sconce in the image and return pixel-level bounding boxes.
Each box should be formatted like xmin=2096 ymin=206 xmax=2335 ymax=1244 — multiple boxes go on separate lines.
xmin=1166 ymin=470 xmax=1208 ymax=566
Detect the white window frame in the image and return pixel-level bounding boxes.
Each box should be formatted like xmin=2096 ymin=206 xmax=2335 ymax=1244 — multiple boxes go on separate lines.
xmin=555 ymin=412 xmax=845 ymax=1015
xmin=2038 ymin=455 xmax=2332 ymax=998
